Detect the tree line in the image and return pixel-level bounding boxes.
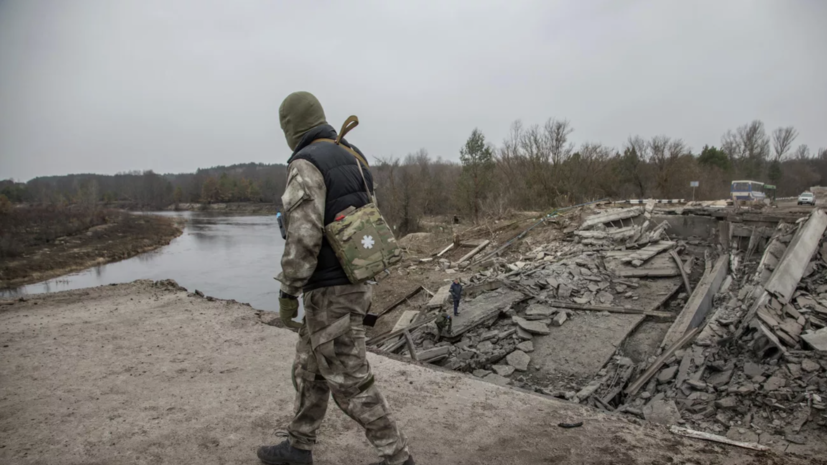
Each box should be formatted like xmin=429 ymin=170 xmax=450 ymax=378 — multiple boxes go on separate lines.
xmin=372 ymin=119 xmax=826 ymax=235
xmin=2 ymin=118 xmax=825 ymax=236
xmin=1 ymin=163 xmax=289 ymax=210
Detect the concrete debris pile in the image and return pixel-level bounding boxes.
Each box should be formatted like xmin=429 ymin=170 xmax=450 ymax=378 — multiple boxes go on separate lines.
xmin=377 ymin=202 xmax=826 ymax=454
xmin=573 ymin=201 xmax=675 ymax=249
xmin=597 ymin=209 xmax=827 ymax=452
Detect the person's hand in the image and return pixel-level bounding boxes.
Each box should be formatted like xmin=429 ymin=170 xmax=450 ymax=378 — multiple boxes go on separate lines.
xmin=279 ymin=293 xmax=302 ymax=329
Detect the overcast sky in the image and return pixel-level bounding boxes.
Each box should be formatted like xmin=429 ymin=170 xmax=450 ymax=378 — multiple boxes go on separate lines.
xmin=1 ymin=0 xmax=825 ymax=181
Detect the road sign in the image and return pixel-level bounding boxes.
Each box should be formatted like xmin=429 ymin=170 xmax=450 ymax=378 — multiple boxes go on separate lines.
xmin=690 ymin=181 xmax=699 ymax=187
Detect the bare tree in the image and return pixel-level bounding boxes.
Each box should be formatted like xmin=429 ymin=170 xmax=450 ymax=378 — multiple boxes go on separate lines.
xmin=792 ymin=144 xmax=811 ymax=160
xmin=772 ymin=126 xmax=798 ymax=161
xmin=545 ymin=118 xmax=574 ymax=166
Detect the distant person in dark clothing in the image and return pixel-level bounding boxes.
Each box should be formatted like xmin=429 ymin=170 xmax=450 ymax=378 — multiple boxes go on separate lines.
xmin=450 ymin=278 xmax=462 ymax=316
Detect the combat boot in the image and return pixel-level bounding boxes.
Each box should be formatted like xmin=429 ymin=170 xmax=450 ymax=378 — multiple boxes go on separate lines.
xmin=369 ymin=456 xmax=415 ymax=465
xmin=256 ymin=440 xmax=313 ymax=465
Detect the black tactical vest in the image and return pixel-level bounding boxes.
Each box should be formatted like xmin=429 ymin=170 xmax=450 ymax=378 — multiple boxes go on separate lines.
xmin=287 ymin=124 xmax=374 ymax=292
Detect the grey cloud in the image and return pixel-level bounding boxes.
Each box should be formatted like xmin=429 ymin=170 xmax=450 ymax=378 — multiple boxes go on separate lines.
xmin=0 ymin=0 xmax=825 ymax=181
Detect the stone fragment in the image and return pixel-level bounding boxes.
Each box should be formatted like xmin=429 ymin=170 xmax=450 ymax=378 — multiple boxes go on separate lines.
xmin=506 ymin=350 xmax=530 ymax=371
xmin=763 ymin=376 xmax=786 ymax=391
xmin=516 ymin=340 xmax=534 ymax=353
xmin=516 ymin=327 xmax=533 ymax=340
xmin=472 ymin=369 xmax=491 ymax=378
xmin=736 ymin=383 xmax=756 ymax=394
xmin=457 ymin=351 xmax=474 ymax=360
xmin=525 ymin=304 xmax=556 ymax=319
xmin=686 ymin=379 xmax=707 ymax=390
xmin=483 ymin=373 xmax=511 ymax=387
xmin=707 ymin=369 xmax=733 ymax=387
xmin=513 ymin=316 xmax=551 ymax=335
xmin=657 ymin=366 xmax=679 ymax=384
xmin=552 ymin=312 xmax=567 ymax=327
xmin=498 ymin=328 xmax=516 ymax=339
xmin=597 ymin=291 xmax=614 ymax=305
xmin=643 ymin=398 xmax=682 ymax=426
xmin=492 ymin=365 xmax=515 ymax=377
xmin=480 ymin=330 xmax=499 ymax=342
xmin=726 ymin=427 xmax=759 ymax=444
xmin=477 ymin=340 xmax=494 ymax=353
xmin=785 ymin=433 xmax=807 ymax=445
xmin=743 ymin=362 xmax=762 ymax=378
xmin=787 ymin=363 xmax=802 ymax=379
xmin=715 ymin=397 xmax=738 ymax=409
xmin=802 ymin=359 xmax=821 ymax=373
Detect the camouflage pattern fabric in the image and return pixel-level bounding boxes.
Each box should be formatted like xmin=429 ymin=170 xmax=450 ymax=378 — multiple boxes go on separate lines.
xmin=288 ymin=284 xmax=410 ymax=465
xmin=324 ymin=203 xmax=402 ymax=283
xmin=275 ymin=159 xmax=327 ymax=296
xmin=435 ymin=312 xmax=452 ymax=335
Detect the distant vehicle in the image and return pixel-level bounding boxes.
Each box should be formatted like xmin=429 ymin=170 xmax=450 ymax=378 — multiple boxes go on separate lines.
xmin=730 ymin=180 xmax=766 ymax=202
xmin=798 ymin=192 xmax=815 ymax=206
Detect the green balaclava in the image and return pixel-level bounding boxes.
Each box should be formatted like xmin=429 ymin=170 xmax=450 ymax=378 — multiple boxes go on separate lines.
xmin=279 ymin=91 xmax=327 ymax=151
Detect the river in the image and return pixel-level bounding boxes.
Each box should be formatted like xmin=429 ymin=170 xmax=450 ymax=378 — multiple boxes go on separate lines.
xmin=1 ymin=211 xmax=291 ymax=313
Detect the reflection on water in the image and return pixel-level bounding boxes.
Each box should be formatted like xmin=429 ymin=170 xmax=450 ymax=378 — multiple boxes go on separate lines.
xmin=1 ymin=211 xmax=290 ymax=313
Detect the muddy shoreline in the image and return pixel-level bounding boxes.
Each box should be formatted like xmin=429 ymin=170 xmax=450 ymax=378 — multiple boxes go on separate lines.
xmin=0 ymin=211 xmax=183 ymax=289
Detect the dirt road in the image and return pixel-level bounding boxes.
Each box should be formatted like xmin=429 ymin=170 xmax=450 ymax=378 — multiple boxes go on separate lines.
xmin=0 ymin=281 xmax=819 ymax=464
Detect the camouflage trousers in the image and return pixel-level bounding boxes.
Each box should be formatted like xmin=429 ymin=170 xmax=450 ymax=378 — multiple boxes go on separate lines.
xmin=288 ymin=284 xmax=410 ymax=464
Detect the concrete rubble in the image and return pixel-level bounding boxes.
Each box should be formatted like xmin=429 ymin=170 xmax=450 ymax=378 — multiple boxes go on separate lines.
xmin=374 ymin=201 xmax=827 ymax=457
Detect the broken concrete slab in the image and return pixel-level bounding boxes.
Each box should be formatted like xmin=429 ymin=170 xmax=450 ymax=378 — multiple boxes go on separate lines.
xmin=477 ymin=340 xmax=494 ymax=353
xmin=391 ymin=310 xmax=420 ymax=333
xmin=661 ymin=255 xmax=729 ymax=349
xmin=492 ymin=365 xmax=515 ymax=377
xmin=707 ymin=369 xmax=733 ymax=387
xmin=513 ymin=316 xmax=551 ymax=335
xmin=427 ymin=284 xmax=452 ymax=308
xmin=480 ymin=330 xmax=499 ymax=341
xmin=764 ymin=209 xmax=827 ymax=304
xmin=580 ymin=207 xmax=642 ymax=229
xmin=743 ymin=362 xmax=762 ymax=378
xmin=450 ymin=290 xmax=525 ymax=336
xmin=472 ymin=369 xmax=491 ymax=378
xmin=763 ymin=376 xmax=786 ymax=391
xmin=802 ymin=359 xmax=821 ymax=373
xmin=482 ymin=373 xmax=511 ymax=387
xmin=802 ymin=327 xmax=827 ymax=351
xmin=516 ymin=340 xmax=534 ymax=353
xmin=552 ymin=312 xmax=567 ymax=327
xmin=643 ymin=398 xmax=682 ymax=426
xmin=715 ymin=397 xmax=738 ymax=409
xmin=506 ymin=350 xmax=530 ymax=371
xmin=516 ymin=327 xmax=533 ymax=340
xmin=657 ymin=366 xmax=678 ymax=384
xmin=621 ymin=241 xmax=676 ymax=267
xmin=525 ymin=304 xmax=556 ymax=320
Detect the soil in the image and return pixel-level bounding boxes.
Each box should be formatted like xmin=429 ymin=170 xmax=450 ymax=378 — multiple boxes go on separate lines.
xmin=0 ymin=212 xmax=182 ymax=288
xmin=1 ymin=280 xmax=821 ymax=465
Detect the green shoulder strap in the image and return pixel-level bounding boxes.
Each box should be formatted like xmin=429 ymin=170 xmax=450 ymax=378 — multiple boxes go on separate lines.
xmin=310 ymin=115 xmax=369 ymax=167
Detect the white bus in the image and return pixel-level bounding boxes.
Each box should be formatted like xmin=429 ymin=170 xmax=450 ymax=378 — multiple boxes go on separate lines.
xmin=730 ymin=180 xmax=766 ymax=202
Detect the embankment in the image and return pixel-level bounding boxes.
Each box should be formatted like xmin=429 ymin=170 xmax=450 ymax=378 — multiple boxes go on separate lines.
xmin=0 ymin=208 xmax=182 ymax=288
xmin=0 ymin=280 xmax=817 ymax=464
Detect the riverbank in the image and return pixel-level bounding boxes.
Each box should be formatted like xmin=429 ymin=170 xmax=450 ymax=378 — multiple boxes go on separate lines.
xmin=0 ymin=208 xmax=182 ymax=288
xmin=1 ymin=279 xmax=815 ymax=465
xmin=166 ymin=201 xmax=277 ymax=214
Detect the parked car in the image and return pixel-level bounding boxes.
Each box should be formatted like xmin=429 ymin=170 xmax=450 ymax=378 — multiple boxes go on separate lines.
xmin=798 ymin=192 xmax=815 ymax=206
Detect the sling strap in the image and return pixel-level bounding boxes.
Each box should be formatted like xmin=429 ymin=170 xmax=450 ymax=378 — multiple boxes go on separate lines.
xmin=310 ymin=115 xmax=373 ymax=199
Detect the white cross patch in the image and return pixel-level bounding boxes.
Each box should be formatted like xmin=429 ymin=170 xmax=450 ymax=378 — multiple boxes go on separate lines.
xmin=361 ymin=235 xmax=375 ymax=249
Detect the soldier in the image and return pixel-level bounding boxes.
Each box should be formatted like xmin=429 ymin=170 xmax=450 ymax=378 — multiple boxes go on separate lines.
xmin=435 ymin=307 xmax=452 ymax=339
xmin=257 ymin=92 xmax=414 ymax=465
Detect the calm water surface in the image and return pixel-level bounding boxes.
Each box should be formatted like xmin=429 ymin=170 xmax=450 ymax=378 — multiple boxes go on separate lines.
xmin=2 ymin=212 xmax=290 ymax=312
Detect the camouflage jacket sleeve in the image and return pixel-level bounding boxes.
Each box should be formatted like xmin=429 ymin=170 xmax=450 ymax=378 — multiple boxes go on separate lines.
xmin=275 ymin=159 xmax=326 ymax=296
